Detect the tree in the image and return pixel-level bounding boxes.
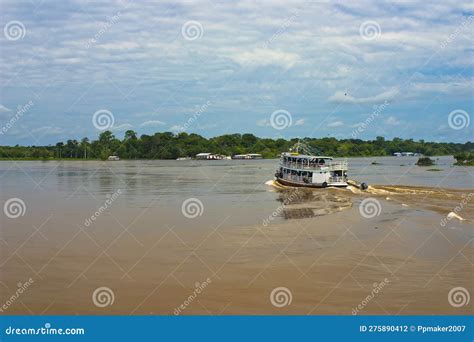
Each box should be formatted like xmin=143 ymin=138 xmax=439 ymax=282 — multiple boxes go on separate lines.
xmin=81 ymin=137 xmax=90 ymax=159
xmin=56 ymin=142 xmax=64 ymax=159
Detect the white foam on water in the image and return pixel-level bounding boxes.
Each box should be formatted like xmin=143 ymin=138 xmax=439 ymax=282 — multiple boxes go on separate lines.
xmin=447 ymin=211 xmax=465 ymax=221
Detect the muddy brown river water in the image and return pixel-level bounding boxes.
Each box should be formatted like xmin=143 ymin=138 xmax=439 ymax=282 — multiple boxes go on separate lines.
xmin=0 ymin=156 xmax=472 ymax=315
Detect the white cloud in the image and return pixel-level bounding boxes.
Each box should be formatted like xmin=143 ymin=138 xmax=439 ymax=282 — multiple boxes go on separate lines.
xmin=295 ymin=119 xmax=305 ymax=126
xmin=140 ymin=120 xmax=165 ymax=127
xmin=0 ymin=105 xmax=11 ymax=112
xmin=385 ymin=116 xmax=401 ymax=126
xmin=31 ymin=126 xmax=64 ymax=135
xmin=256 ymin=119 xmax=271 ymax=127
xmin=228 ymin=48 xmax=299 ymax=68
xmin=327 ymin=121 xmax=344 ymax=128
xmin=169 ymin=125 xmax=184 ymax=132
xmin=111 ymin=123 xmax=133 ymax=131
xmin=412 ymin=80 xmax=472 ymax=94
xmin=99 ymin=41 xmax=140 ymax=51
xmin=328 ymin=88 xmax=399 ymax=104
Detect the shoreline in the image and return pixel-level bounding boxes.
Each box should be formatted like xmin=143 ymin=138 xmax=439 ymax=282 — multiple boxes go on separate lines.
xmin=0 ymin=154 xmax=462 ymax=162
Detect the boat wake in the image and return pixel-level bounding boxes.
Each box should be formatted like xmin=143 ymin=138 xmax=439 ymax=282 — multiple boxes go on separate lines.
xmin=266 ymin=179 xmax=474 ymax=223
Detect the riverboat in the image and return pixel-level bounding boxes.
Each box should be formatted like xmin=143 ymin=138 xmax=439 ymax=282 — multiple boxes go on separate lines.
xmin=275 ymin=150 xmax=348 ymax=188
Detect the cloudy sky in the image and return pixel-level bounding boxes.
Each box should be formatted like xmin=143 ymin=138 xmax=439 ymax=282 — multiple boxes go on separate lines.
xmin=0 ymin=0 xmax=473 ymax=145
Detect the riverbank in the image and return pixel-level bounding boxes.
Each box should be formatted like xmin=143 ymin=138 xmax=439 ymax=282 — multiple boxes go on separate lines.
xmin=0 ymin=154 xmax=471 ymax=163
xmin=1 ymin=133 xmax=472 ymax=160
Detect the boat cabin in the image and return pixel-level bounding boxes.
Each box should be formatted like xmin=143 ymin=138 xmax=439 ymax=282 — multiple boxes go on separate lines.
xmin=275 ymin=152 xmax=348 ymax=187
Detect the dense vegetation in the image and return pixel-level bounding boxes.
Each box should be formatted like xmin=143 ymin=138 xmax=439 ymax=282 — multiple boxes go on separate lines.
xmin=0 ymin=130 xmax=473 ymax=160
xmin=416 ymin=157 xmax=435 ymax=166
xmin=454 ymin=152 xmax=474 ymax=166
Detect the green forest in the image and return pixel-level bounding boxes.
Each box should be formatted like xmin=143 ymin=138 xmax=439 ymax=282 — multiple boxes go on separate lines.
xmin=1 ymin=130 xmax=473 ymax=162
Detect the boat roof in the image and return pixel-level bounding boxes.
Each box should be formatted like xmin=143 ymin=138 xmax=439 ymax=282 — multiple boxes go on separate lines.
xmin=282 ymin=152 xmax=333 ymax=159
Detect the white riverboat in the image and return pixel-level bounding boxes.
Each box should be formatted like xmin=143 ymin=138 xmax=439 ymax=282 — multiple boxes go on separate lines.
xmin=274 ymin=146 xmax=348 ymax=188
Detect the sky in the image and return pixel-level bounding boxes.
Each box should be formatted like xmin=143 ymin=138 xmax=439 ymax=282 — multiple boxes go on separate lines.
xmin=0 ymin=0 xmax=473 ymax=145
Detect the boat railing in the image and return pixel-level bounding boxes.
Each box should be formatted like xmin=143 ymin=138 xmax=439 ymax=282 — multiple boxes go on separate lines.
xmin=280 ymin=160 xmax=348 ymax=171
xmin=329 ymin=175 xmax=346 ymax=183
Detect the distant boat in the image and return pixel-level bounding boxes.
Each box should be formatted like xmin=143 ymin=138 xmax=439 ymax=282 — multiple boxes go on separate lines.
xmin=107 ymin=155 xmax=120 ymax=161
xmin=195 ymin=153 xmax=229 ymax=160
xmin=393 ymin=152 xmax=421 ymax=157
xmin=232 ymin=153 xmax=262 ymax=160
xmin=176 ymin=157 xmax=192 ymax=161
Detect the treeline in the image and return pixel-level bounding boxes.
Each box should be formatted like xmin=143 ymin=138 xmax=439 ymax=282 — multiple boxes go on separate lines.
xmin=1 ymin=130 xmax=473 ymax=160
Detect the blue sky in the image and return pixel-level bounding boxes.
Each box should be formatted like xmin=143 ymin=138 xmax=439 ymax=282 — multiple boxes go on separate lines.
xmin=0 ymin=0 xmax=473 ymax=145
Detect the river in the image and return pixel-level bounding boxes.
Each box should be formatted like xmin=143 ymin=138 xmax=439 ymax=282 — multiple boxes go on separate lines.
xmin=0 ymin=156 xmax=472 ymax=315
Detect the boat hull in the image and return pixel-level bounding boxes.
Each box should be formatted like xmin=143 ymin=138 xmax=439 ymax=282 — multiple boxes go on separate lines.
xmin=275 ymin=177 xmax=347 ymax=188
